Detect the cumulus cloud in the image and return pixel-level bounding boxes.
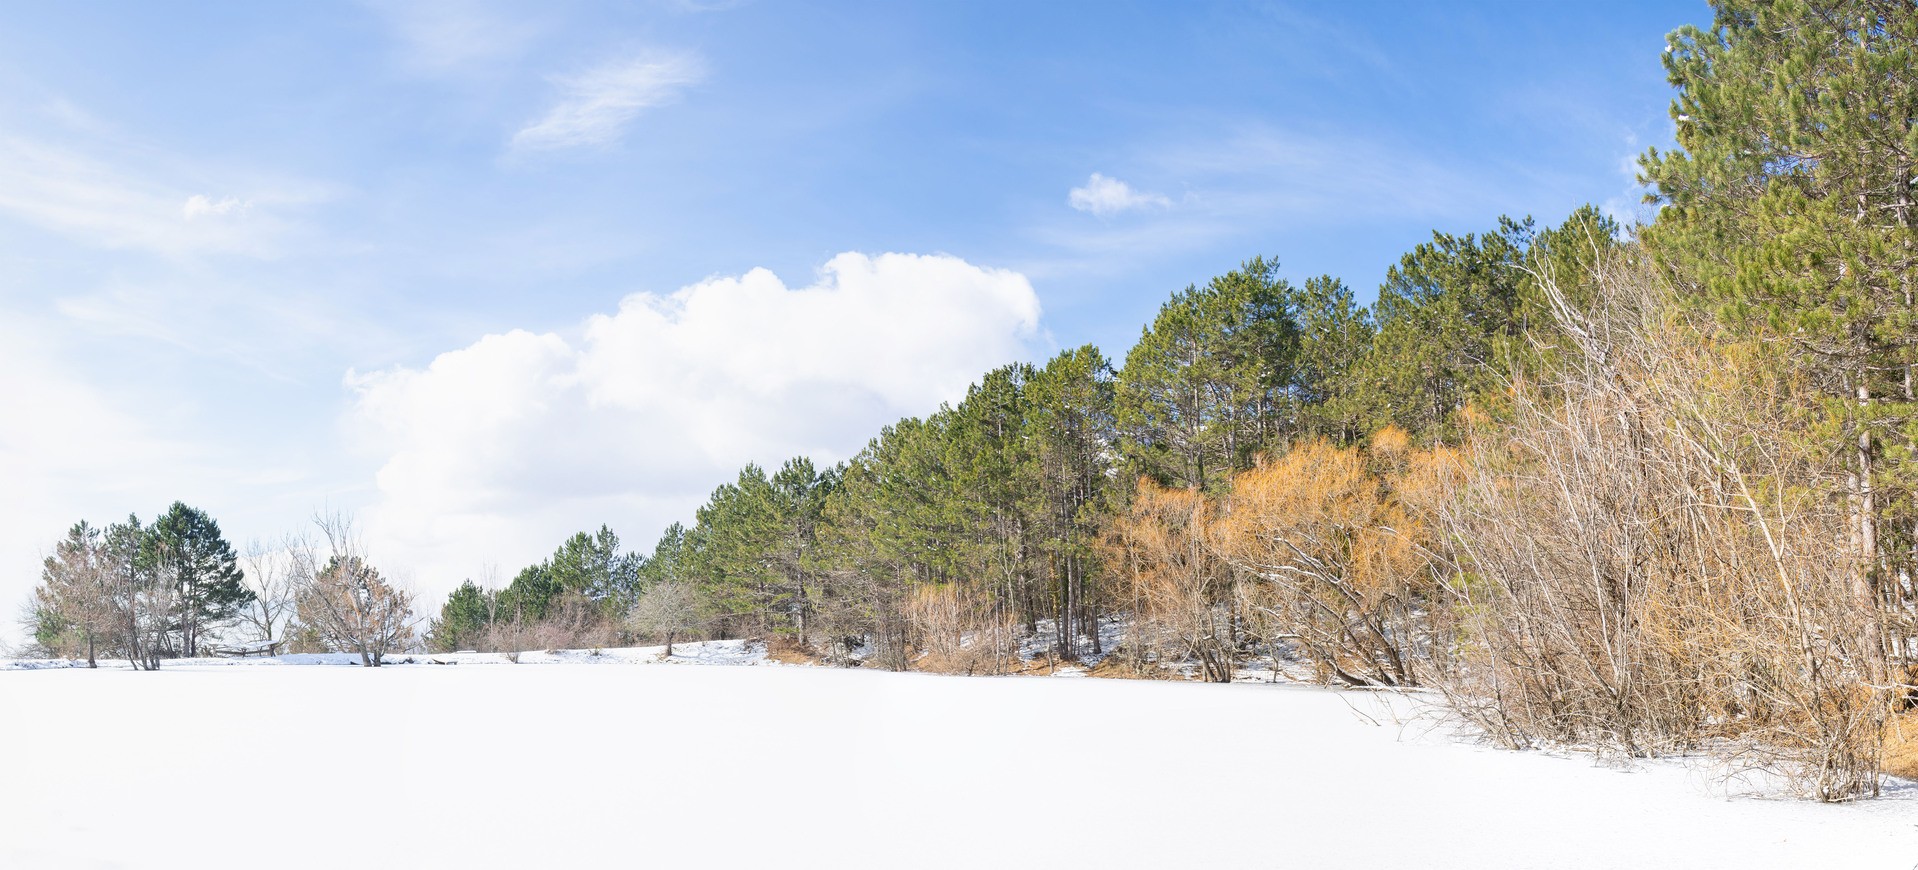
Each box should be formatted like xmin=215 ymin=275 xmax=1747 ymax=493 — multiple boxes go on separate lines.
xmin=348 ymin=252 xmax=1044 ymax=597
xmin=1067 ymin=172 xmax=1171 ymax=216
xmin=512 ymin=53 xmax=706 ymax=152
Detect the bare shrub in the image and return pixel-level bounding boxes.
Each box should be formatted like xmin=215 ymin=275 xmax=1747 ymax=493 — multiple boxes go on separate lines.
xmin=1215 ymin=432 xmax=1444 ymax=687
xmin=528 ymin=592 xmax=618 ymax=652
xmin=905 ymin=584 xmax=1014 ymax=676
xmin=1106 ymin=482 xmax=1236 ymax=682
xmin=287 ymin=515 xmax=418 ymax=668
xmin=485 ymin=618 xmax=531 ymax=662
xmin=1425 ymin=254 xmax=1891 ymax=799
xmin=627 ymin=581 xmax=701 ymax=657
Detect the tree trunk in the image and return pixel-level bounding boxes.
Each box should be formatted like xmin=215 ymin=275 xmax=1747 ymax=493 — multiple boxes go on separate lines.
xmin=1855 ymin=381 xmax=1887 ymax=684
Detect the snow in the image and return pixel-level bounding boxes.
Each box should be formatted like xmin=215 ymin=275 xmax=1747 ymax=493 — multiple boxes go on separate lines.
xmin=2 ymin=650 xmax=1914 ymax=869
xmin=0 ymin=638 xmax=768 ymax=670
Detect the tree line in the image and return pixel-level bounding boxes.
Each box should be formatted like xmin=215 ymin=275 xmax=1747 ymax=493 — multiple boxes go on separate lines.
xmin=29 ymin=510 xmax=416 ymax=668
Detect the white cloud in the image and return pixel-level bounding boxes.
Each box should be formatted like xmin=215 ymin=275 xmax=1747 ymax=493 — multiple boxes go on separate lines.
xmin=511 ymin=53 xmax=706 ymax=152
xmin=347 ymin=251 xmax=1043 ymax=597
xmin=181 ymin=194 xmax=250 ymax=220
xmin=1067 ymin=172 xmax=1171 ymax=216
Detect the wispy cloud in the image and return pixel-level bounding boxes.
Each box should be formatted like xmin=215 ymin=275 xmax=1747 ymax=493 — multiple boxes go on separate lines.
xmin=511 ymin=53 xmax=706 ymax=152
xmin=1019 ymin=124 xmax=1525 ymax=283
xmin=1067 ymin=173 xmax=1171 ymax=217
xmin=363 ymin=0 xmax=543 ymax=74
xmin=0 ymin=136 xmax=322 ymax=259
xmin=1601 ymin=132 xmax=1657 ymax=228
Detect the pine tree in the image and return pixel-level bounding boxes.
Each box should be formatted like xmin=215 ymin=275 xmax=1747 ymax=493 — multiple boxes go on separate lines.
xmin=546 ymin=525 xmax=643 ymax=615
xmin=1359 ymin=209 xmax=1618 ymax=443
xmin=1292 ymin=276 xmax=1378 ymax=444
xmin=497 ymin=563 xmax=562 ymax=624
xmin=1363 ymin=224 xmax=1528 ymax=442
xmin=1640 ymin=0 xmax=1918 ymax=673
xmin=1118 ymin=257 xmax=1299 ymax=491
xmin=944 ymin=363 xmax=1042 ymax=639
xmin=426 ymin=580 xmax=493 ymax=652
xmin=689 ymin=464 xmax=784 ymax=634
xmin=1026 ymin=345 xmax=1118 ymax=657
xmin=147 ymin=502 xmax=253 ymax=658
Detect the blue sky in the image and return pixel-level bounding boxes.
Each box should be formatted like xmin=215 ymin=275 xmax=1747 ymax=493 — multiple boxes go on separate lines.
xmin=0 ymin=0 xmax=1698 ymax=624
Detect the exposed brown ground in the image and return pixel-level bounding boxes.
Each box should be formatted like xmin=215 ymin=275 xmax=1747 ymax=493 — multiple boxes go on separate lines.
xmin=762 ymin=635 xmax=827 ymax=666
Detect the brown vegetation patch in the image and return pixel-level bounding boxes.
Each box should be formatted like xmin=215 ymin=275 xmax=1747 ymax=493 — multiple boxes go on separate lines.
xmin=910 ymin=648 xmax=1010 ymax=676
xmin=764 ymin=635 xmax=824 ymax=666
xmin=1009 ymin=653 xmax=1079 ymax=676
xmin=1084 ymin=655 xmax=1184 ymax=681
xmin=1886 ymin=712 xmax=1918 ymax=782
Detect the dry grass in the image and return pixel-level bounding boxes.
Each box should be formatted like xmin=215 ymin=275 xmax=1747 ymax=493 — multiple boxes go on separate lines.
xmin=1886 ymin=712 xmax=1918 ymax=782
xmin=912 ymin=646 xmax=1010 ymax=676
xmin=1083 ymin=654 xmax=1184 ymax=681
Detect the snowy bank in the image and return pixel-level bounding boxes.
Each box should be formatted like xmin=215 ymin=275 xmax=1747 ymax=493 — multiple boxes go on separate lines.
xmin=2 ymin=662 xmax=1914 ymax=869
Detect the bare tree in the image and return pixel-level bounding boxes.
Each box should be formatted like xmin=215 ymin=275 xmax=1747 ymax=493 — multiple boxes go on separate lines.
xmin=626 ymin=581 xmax=700 ymax=658
xmin=97 ymin=516 xmax=172 ymax=671
xmin=238 ymin=537 xmax=298 ymax=648
xmin=288 ymin=515 xmax=418 ymax=667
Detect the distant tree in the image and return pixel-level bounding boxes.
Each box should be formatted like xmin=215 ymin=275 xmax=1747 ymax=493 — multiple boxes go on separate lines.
xmin=32 ymin=522 xmax=113 ymax=666
xmin=690 ymin=464 xmax=785 ymax=634
xmin=627 ymin=581 xmax=700 ymax=657
xmin=238 ymin=537 xmax=299 ymax=647
xmin=496 ymin=562 xmax=562 ymax=624
xmin=103 ymin=515 xmax=171 ymax=671
xmin=763 ymin=458 xmax=834 ymax=644
xmin=288 ymin=516 xmax=416 ymax=667
xmin=637 ymin=523 xmax=690 ymax=590
xmin=943 ymin=363 xmax=1042 ymax=653
xmin=813 ymin=419 xmax=946 ymax=668
xmin=1363 ymin=224 xmax=1528 ymax=442
xmin=546 ymin=525 xmax=643 ymax=614
xmin=1359 ymin=209 xmax=1618 ymax=444
xmin=426 ymin=580 xmax=494 ymax=653
xmin=147 ymin=502 xmax=253 ymax=657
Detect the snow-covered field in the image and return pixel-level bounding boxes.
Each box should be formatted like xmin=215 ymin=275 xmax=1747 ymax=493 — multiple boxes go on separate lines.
xmin=4 ymin=648 xmax=1915 ymax=869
